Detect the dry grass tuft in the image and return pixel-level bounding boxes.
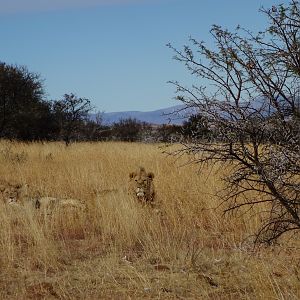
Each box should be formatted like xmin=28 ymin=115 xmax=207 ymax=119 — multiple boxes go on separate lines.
xmin=0 ymin=141 xmax=299 ymax=299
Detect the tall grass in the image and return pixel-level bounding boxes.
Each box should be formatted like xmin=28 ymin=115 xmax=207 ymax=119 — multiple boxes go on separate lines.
xmin=0 ymin=141 xmax=299 ymax=299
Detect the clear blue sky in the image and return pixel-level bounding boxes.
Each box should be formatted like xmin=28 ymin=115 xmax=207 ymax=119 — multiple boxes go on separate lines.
xmin=0 ymin=0 xmax=290 ymax=112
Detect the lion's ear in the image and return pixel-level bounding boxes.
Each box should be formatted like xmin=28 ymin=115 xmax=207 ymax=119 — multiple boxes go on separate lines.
xmin=129 ymin=172 xmax=136 ymax=179
xmin=0 ymin=185 xmax=6 ymax=192
xmin=147 ymin=172 xmax=154 ymax=180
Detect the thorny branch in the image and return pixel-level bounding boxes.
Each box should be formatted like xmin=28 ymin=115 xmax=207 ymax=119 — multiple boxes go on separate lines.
xmin=169 ymin=1 xmax=300 ymax=244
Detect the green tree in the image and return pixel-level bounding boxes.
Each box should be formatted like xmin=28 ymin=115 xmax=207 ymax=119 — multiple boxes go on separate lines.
xmin=0 ymin=62 xmax=51 ymax=140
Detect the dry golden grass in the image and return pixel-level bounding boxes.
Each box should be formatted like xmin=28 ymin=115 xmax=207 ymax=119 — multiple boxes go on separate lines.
xmin=0 ymin=141 xmax=299 ymax=299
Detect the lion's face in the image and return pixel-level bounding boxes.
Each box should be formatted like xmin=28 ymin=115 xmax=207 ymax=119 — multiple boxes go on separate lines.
xmin=129 ymin=167 xmax=155 ymax=202
xmin=0 ymin=183 xmax=27 ymax=205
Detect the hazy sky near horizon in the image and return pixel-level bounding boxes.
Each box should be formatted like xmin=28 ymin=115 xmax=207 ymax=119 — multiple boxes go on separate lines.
xmin=0 ymin=0 xmax=290 ymax=112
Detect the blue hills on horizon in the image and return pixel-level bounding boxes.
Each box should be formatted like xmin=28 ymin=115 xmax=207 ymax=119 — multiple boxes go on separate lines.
xmin=91 ymin=97 xmax=281 ymax=126
xmin=93 ymin=105 xmax=196 ymax=125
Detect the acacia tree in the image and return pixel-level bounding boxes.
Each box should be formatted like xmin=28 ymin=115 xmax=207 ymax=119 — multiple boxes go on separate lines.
xmin=169 ymin=1 xmax=300 ymax=243
xmin=52 ymin=93 xmax=93 ymax=145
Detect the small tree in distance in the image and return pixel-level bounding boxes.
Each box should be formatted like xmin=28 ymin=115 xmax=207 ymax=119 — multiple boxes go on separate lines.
xmin=112 ymin=118 xmax=150 ymax=142
xmin=169 ymin=1 xmax=300 ymax=244
xmin=182 ymin=114 xmax=211 ymax=140
xmin=53 ymin=93 xmax=94 ymax=145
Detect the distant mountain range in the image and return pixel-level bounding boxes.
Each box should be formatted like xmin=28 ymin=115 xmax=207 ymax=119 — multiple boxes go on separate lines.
xmin=93 ymin=105 xmax=196 ymax=125
xmin=91 ymin=97 xmax=282 ymax=126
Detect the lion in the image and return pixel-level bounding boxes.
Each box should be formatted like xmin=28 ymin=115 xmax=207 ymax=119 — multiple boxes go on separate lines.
xmin=0 ymin=181 xmax=28 ymax=205
xmin=34 ymin=196 xmax=87 ymax=214
xmin=129 ymin=167 xmax=155 ymax=204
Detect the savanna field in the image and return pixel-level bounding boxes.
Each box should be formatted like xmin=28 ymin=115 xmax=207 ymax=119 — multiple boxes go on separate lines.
xmin=0 ymin=141 xmax=299 ymax=299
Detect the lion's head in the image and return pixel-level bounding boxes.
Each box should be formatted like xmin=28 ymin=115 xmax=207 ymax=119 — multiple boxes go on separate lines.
xmin=129 ymin=167 xmax=155 ymax=203
xmin=0 ymin=182 xmax=28 ymax=205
